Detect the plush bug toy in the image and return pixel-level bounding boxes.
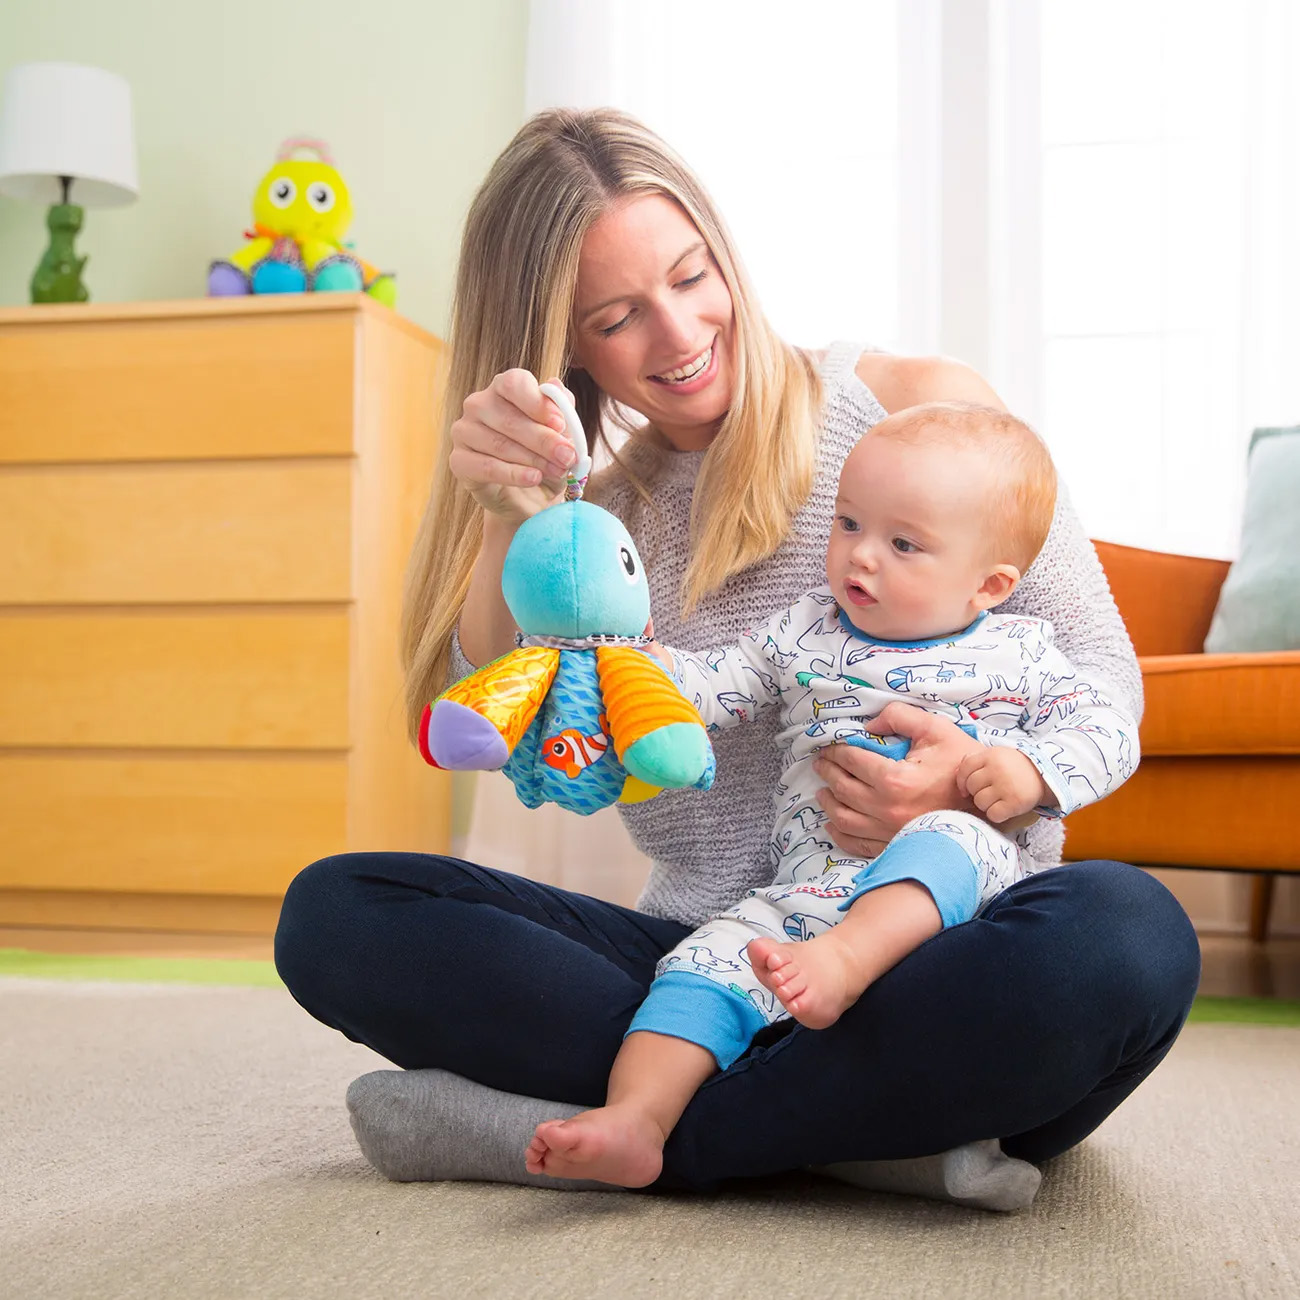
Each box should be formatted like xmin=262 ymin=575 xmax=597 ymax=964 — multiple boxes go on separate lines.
xmin=420 ymin=384 xmax=715 ymax=814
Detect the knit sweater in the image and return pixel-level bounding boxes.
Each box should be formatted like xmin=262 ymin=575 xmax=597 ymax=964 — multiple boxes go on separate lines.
xmin=452 ymin=342 xmax=1142 ymax=927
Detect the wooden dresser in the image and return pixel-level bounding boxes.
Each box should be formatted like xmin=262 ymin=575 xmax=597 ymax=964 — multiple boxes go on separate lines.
xmin=0 ymin=294 xmax=452 ymax=935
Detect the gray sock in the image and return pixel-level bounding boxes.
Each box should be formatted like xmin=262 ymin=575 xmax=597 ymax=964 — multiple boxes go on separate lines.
xmin=346 ymin=1068 xmax=618 ymax=1191
xmin=813 ymin=1139 xmax=1042 ymax=1212
xmin=348 ymin=1070 xmax=1040 ymax=1208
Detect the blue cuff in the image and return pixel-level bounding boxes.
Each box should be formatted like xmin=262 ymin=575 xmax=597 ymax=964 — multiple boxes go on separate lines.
xmin=844 ymin=732 xmax=911 ymax=760
xmin=843 ymin=720 xmax=978 ymax=763
xmin=627 ymin=969 xmax=769 ymax=1070
xmin=1008 ymin=741 xmax=1076 ymax=817
xmin=835 ymin=829 xmax=980 ymax=928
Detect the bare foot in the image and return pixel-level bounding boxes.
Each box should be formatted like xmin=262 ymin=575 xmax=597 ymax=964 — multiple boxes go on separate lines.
xmin=747 ymin=932 xmax=868 ymax=1029
xmin=524 ymin=1105 xmax=665 ymax=1188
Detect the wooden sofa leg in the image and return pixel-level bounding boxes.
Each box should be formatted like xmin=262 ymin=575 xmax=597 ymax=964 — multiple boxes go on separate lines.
xmin=1248 ymin=875 xmax=1275 ymax=944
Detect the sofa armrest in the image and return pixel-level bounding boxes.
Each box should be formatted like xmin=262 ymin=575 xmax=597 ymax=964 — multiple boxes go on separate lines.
xmin=1092 ymin=540 xmax=1232 ymax=657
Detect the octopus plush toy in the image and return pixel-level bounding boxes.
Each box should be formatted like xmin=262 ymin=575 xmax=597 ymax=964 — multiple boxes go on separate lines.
xmin=420 ymin=384 xmax=715 ymax=814
xmin=207 ymin=137 xmax=396 ymax=304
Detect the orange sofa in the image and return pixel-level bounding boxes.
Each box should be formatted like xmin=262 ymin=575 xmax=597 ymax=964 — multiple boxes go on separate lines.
xmin=1064 ymin=541 xmax=1300 ymax=940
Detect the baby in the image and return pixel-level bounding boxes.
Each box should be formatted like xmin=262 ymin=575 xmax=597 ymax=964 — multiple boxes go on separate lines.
xmin=526 ymin=401 xmax=1140 ymax=1188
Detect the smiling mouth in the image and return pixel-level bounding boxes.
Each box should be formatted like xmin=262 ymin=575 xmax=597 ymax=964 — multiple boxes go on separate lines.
xmin=649 ymin=340 xmax=714 ymax=384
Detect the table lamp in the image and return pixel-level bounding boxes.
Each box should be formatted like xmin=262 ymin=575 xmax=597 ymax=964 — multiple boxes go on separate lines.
xmin=0 ymin=62 xmax=139 ymax=303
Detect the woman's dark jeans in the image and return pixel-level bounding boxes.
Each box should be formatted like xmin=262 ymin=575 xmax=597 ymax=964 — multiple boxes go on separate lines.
xmin=274 ymin=852 xmax=1200 ymax=1191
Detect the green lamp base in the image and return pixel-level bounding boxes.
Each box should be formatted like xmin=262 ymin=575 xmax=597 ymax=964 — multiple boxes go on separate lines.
xmin=31 ymin=203 xmax=89 ymax=304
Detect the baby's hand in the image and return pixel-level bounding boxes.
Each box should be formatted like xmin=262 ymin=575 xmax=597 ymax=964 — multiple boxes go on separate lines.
xmin=643 ymin=640 xmax=675 ymax=673
xmin=957 ymin=747 xmax=1053 ymax=824
xmin=640 ymin=620 xmax=677 ymax=676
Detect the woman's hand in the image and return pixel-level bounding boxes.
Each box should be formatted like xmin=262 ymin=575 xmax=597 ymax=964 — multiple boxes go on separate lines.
xmin=448 ymin=369 xmax=580 ymax=524
xmin=813 ymin=703 xmax=984 ymax=858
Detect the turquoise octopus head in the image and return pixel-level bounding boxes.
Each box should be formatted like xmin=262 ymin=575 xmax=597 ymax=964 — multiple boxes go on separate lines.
xmin=502 ymin=500 xmax=649 ymax=638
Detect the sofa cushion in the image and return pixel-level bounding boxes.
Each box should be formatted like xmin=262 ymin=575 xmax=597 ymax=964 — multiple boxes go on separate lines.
xmin=1205 ymin=427 xmax=1300 ymax=652
xmin=1138 ymin=650 xmax=1300 ymax=755
xmin=1064 ymin=755 xmax=1300 ymax=869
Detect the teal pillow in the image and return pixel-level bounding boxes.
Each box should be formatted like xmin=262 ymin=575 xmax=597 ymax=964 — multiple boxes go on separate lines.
xmin=1204 ymin=427 xmax=1300 ymax=653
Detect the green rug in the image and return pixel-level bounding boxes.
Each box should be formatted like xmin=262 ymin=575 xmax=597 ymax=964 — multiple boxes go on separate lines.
xmin=0 ymin=948 xmax=280 ymax=988
xmin=2 ymin=949 xmax=1298 ymax=1024
xmin=1187 ymin=996 xmax=1300 ymax=1027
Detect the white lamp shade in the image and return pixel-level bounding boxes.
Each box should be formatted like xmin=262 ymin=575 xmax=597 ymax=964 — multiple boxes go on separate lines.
xmin=0 ymin=62 xmax=138 ymax=207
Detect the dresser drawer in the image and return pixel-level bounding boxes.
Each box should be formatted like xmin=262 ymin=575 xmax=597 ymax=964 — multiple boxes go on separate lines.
xmin=0 ymin=609 xmax=350 ymax=749
xmin=0 ymin=307 xmax=356 ymax=463
xmin=0 ymin=753 xmax=346 ymax=895
xmin=0 ymin=461 xmax=353 ymax=604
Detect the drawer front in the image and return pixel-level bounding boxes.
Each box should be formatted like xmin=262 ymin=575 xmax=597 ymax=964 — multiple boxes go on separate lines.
xmin=0 ymin=311 xmax=356 ymax=463
xmin=0 ymin=609 xmax=350 ymax=748
xmin=0 ymin=461 xmax=353 ymax=604
xmin=0 ymin=753 xmax=347 ymax=895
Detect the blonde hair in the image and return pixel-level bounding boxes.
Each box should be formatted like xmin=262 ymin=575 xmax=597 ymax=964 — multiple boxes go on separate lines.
xmin=401 ymin=108 xmax=823 ymax=742
xmin=867 ymin=402 xmax=1058 ymax=573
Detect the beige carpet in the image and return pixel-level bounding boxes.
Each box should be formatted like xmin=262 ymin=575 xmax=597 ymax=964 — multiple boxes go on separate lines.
xmin=3 ymin=979 xmax=1298 ymax=1300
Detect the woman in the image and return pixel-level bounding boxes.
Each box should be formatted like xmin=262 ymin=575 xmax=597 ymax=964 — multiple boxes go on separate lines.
xmin=274 ymin=108 xmax=1200 ymax=1205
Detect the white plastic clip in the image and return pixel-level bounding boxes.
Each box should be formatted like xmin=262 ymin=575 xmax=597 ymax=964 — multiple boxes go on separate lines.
xmin=539 ymin=381 xmax=593 ymax=499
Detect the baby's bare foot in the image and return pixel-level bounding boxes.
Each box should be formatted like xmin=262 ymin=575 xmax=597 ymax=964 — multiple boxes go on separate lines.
xmin=524 ymin=1106 xmax=665 ymax=1188
xmin=747 ymin=932 xmax=867 ymax=1029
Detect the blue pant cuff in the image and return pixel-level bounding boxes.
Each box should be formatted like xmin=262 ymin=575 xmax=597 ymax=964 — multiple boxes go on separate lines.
xmin=628 ymin=969 xmax=769 ymax=1070
xmin=836 ymin=829 xmax=980 ymax=928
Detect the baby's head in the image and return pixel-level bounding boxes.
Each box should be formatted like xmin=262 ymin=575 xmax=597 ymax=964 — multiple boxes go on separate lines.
xmin=827 ymin=402 xmax=1057 ymax=641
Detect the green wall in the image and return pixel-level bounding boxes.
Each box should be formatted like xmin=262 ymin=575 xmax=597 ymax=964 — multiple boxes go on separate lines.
xmin=0 ymin=0 xmax=529 ymax=338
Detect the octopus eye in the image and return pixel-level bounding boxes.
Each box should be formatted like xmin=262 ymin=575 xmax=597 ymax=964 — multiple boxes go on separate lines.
xmin=268 ymin=177 xmax=296 ymax=208
xmin=618 ymin=544 xmax=640 ymax=584
xmin=307 ymin=182 xmax=335 ymax=213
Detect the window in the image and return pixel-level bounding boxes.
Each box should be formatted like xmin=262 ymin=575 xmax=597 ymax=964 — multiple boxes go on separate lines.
xmin=997 ymin=0 xmax=1300 ymax=557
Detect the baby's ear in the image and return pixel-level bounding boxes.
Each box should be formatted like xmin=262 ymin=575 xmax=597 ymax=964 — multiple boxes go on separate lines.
xmin=975 ymin=564 xmax=1021 ymax=610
